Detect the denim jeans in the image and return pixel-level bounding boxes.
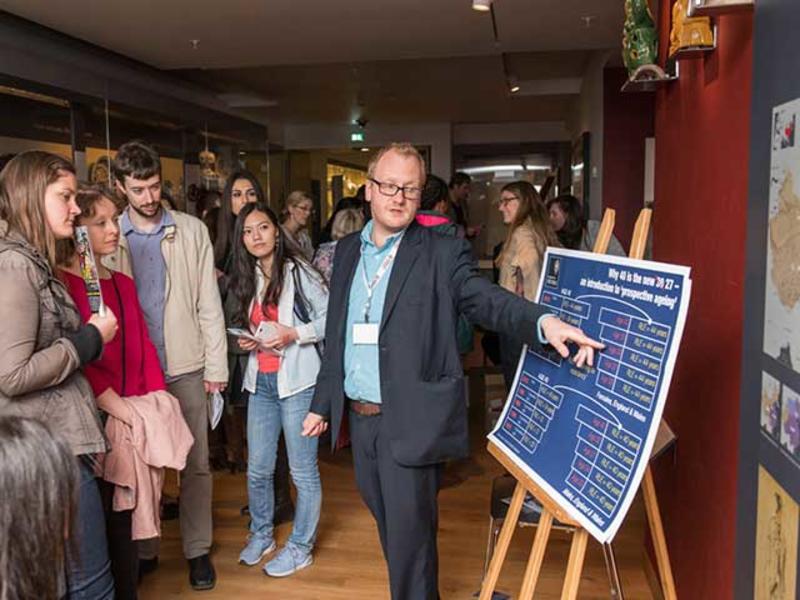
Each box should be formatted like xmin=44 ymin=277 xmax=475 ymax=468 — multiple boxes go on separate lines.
xmin=65 ymin=458 xmax=115 ymax=599
xmin=247 ymin=372 xmax=321 ymax=553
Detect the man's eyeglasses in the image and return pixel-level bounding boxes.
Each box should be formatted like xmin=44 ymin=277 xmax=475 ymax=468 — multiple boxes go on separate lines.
xmin=369 ymin=178 xmax=422 ymax=201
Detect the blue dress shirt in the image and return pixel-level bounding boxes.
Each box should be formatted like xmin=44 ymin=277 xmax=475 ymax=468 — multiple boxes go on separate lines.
xmin=121 ymin=208 xmax=174 ymax=372
xmin=343 ymin=221 xmax=404 ymax=404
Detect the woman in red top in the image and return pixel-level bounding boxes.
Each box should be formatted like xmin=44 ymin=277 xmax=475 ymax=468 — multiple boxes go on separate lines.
xmin=58 ymin=184 xmax=166 ymax=600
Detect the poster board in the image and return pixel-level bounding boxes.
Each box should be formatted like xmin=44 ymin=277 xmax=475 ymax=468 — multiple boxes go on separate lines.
xmin=488 ymin=248 xmax=691 ymax=542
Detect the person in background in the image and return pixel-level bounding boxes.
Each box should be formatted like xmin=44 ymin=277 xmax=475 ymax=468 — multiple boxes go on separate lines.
xmin=215 ymin=170 xmax=295 ymax=523
xmin=229 ymin=203 xmax=327 ymax=577
xmin=198 ymin=189 xmax=222 ymax=220
xmin=0 ymin=151 xmax=118 ymax=599
xmin=416 ymin=174 xmax=473 ymax=358
xmin=313 ymin=207 xmax=365 ymax=283
xmin=547 ymin=194 xmax=626 ymax=255
xmin=203 ymin=206 xmax=220 ymax=245
xmin=303 ymin=143 xmax=602 ymax=600
xmin=58 ymin=184 xmax=192 ymax=600
xmin=448 ymin=171 xmax=481 ymax=239
xmin=0 ymin=416 xmax=80 ymax=600
xmin=108 ymin=140 xmax=227 ymax=591
xmin=416 ymin=174 xmax=458 ymax=237
xmin=496 ymin=180 xmax=561 ymax=387
xmin=317 ymin=195 xmax=363 ymax=245
xmin=212 ymin=171 xmax=261 ymax=474
xmin=311 ymin=207 xmax=365 ymax=452
xmin=281 ymin=190 xmax=315 ymax=261
xmin=355 ymin=183 xmax=371 ymax=221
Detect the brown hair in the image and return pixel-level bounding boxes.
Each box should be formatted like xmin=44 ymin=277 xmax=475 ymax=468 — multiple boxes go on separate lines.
xmin=112 ymin=139 xmax=161 ymax=184
xmin=367 ymin=143 xmax=427 ymax=182
xmin=0 ymin=416 xmax=78 ymax=600
xmin=0 ymin=151 xmax=76 ymax=268
xmin=498 ymin=180 xmax=560 ymax=264
xmin=55 ymin=183 xmax=118 ymax=267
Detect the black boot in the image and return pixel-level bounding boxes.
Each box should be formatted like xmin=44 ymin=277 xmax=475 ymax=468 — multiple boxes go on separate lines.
xmin=188 ymin=554 xmax=216 ymax=591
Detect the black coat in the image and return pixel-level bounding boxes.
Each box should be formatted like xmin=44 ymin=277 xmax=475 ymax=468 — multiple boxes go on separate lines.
xmin=311 ymin=222 xmax=549 ymax=466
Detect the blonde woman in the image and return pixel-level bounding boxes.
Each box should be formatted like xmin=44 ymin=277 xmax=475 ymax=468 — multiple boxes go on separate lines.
xmin=495 ymin=180 xmax=560 ymax=385
xmin=312 ymin=207 xmax=365 ymax=282
xmin=281 ymin=190 xmax=315 ymax=261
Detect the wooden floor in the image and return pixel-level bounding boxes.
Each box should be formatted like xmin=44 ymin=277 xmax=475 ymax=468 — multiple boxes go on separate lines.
xmin=140 ymin=370 xmax=656 ymax=599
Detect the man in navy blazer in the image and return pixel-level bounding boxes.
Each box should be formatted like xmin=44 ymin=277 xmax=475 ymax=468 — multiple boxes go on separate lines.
xmin=303 ymin=143 xmax=602 ymax=599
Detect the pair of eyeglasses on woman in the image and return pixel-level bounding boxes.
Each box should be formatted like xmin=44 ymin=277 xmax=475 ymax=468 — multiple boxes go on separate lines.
xmin=369 ymin=178 xmax=422 ymax=200
xmin=495 ymin=195 xmax=520 ymax=208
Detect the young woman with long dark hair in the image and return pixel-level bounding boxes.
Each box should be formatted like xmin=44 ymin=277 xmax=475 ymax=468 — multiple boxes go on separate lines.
xmin=216 ymin=171 xmax=295 ymax=523
xmin=0 ymin=151 xmax=118 ymax=599
xmin=229 ymin=202 xmax=328 ymax=577
xmin=213 ymin=171 xmax=264 ymax=473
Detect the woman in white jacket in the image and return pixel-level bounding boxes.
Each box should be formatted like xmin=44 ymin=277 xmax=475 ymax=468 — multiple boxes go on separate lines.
xmin=227 ymin=203 xmax=328 ymax=578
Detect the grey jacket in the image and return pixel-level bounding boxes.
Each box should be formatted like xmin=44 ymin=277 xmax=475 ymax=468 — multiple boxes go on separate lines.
xmin=0 ymin=220 xmax=107 ymax=456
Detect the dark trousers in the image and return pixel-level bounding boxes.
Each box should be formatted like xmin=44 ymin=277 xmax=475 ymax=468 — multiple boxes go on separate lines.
xmin=349 ymin=410 xmax=441 ymax=600
xmin=99 ymin=479 xmax=138 ymax=600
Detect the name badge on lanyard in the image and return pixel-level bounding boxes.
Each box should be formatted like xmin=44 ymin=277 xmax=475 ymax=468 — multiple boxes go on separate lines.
xmin=353 ymin=231 xmax=404 ymax=345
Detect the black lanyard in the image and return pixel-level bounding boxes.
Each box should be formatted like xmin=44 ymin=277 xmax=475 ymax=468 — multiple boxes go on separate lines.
xmin=109 ymin=275 xmax=127 ymax=397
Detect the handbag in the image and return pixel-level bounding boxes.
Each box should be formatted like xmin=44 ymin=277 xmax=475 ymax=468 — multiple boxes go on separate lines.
xmin=291 ymin=263 xmax=324 ymax=359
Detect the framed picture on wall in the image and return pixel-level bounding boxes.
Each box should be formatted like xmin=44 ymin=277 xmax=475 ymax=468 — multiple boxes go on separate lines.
xmin=571 ymin=132 xmax=591 ymax=215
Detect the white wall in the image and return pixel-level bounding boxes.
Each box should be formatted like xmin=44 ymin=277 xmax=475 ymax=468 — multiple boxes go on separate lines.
xmin=569 ymin=50 xmax=611 ymax=220
xmin=453 ymin=121 xmax=571 ymax=145
xmin=282 ymin=122 xmax=452 ymax=177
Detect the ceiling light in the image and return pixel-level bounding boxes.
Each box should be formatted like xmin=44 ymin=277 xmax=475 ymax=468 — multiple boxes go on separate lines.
xmin=360 ymin=147 xmax=370 ymax=152
xmin=510 ymin=84 xmax=520 ymax=93
xmin=472 ymin=0 xmax=491 ymax=12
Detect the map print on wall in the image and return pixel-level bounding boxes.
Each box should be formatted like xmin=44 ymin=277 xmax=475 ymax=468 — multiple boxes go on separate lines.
xmin=754 ymin=466 xmax=798 ymax=600
xmin=764 ymin=98 xmax=800 ymax=371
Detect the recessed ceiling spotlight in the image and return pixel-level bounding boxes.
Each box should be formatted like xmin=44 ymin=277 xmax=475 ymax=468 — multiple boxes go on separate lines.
xmin=360 ymin=147 xmax=370 ymax=152
xmin=472 ymin=0 xmax=491 ymax=12
xmin=510 ymin=84 xmax=521 ymax=93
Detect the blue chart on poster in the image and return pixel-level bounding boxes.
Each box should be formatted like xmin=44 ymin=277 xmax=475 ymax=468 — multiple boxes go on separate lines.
xmin=489 ymin=248 xmax=692 ymax=543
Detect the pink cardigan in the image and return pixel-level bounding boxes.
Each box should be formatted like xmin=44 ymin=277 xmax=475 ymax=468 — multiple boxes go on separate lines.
xmin=99 ymin=390 xmax=194 ymax=540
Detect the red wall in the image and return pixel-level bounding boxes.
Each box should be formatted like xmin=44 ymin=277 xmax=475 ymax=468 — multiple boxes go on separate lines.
xmin=651 ymin=2 xmax=752 ymax=598
xmin=603 ymin=67 xmax=655 ymax=251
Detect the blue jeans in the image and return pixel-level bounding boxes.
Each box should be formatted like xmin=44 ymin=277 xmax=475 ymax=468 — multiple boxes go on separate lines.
xmin=247 ymin=372 xmax=321 ymax=553
xmin=66 ymin=458 xmax=115 ymax=599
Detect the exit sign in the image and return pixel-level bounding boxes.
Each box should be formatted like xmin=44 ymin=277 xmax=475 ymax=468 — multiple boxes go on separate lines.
xmin=351 ymin=132 xmax=364 ymax=143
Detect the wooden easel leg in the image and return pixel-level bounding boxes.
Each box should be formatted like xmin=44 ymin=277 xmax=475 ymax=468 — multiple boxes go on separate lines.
xmin=560 ymin=529 xmax=589 ymax=600
xmin=479 ymin=483 xmax=526 ymax=600
xmin=518 ymin=509 xmax=553 ymax=600
xmin=642 ymin=467 xmax=677 ymax=600
xmin=602 ymin=543 xmax=625 ymax=600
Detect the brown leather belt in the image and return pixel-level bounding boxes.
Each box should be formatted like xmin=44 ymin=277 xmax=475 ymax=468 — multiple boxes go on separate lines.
xmin=349 ymin=401 xmax=382 ymax=416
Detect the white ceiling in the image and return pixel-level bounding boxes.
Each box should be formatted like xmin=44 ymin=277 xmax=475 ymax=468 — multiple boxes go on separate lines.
xmin=0 ymin=0 xmax=625 ymax=125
